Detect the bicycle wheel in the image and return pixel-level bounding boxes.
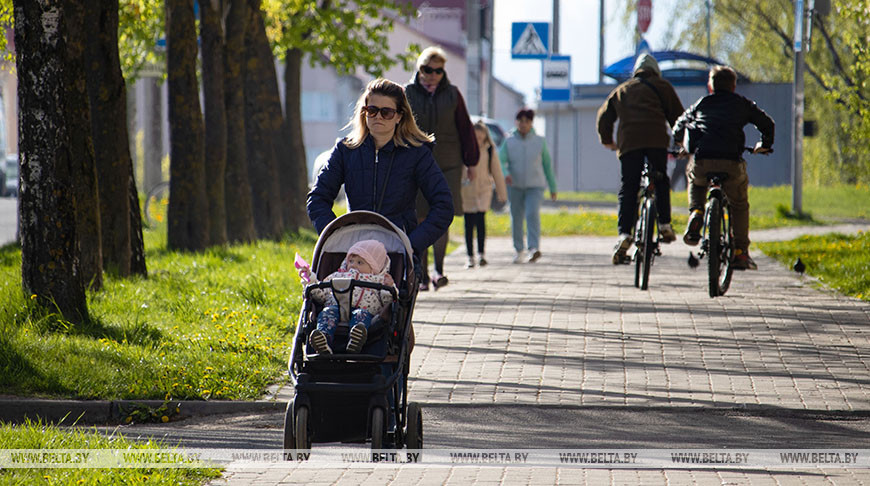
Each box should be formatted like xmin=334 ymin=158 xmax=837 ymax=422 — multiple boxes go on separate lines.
xmin=717 ymin=204 xmax=735 ymax=295
xmin=638 ymin=198 xmax=655 ymax=290
xmin=706 ymin=197 xmax=723 ymax=297
xmin=633 ymin=201 xmax=644 ymax=288
xmin=144 ymin=181 xmax=169 ymax=228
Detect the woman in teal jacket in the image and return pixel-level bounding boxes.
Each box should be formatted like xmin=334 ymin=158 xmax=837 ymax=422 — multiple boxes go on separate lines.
xmin=500 ymin=108 xmax=557 ymax=264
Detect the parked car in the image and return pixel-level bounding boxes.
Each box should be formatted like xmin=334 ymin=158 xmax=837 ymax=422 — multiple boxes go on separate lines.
xmin=470 ymin=115 xmax=506 ymax=149
xmin=470 ymin=116 xmax=508 ymax=211
xmin=3 ymin=154 xmax=16 ymax=198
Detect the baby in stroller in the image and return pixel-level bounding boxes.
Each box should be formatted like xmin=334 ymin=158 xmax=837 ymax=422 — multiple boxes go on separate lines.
xmin=306 ymin=239 xmax=397 ymax=354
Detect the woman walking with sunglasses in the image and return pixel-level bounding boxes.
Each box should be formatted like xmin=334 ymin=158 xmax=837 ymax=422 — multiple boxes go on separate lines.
xmin=405 ymin=46 xmax=479 ymax=290
xmin=308 ymin=78 xmax=453 ymax=263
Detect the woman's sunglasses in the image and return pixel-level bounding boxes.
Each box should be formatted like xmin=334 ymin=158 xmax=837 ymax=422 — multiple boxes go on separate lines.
xmin=363 ymin=105 xmax=399 ymax=120
xmin=420 ymin=65 xmax=445 ymax=75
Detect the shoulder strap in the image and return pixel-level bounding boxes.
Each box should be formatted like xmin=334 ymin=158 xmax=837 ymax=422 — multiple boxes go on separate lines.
xmin=638 ymin=77 xmax=669 ymax=120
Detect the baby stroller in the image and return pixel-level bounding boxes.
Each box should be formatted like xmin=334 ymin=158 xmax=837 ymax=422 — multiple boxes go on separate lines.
xmin=283 ymin=211 xmax=423 ymax=451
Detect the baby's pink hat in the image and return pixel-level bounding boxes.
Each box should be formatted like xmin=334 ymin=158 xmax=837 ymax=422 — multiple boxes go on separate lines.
xmin=347 ymin=239 xmax=388 ymax=273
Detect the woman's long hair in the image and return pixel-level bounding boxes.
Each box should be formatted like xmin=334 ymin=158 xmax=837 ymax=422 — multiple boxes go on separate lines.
xmin=343 ymin=78 xmax=434 ymax=149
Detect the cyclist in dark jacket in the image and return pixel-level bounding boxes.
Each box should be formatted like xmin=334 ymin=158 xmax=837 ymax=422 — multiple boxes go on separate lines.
xmin=597 ymin=53 xmax=684 ymax=264
xmin=673 ymin=65 xmax=774 ymax=270
xmin=308 ymin=78 xmax=453 ymax=254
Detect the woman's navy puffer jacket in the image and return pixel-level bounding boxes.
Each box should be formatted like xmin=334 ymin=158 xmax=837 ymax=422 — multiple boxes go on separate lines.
xmin=307 ymin=135 xmax=454 ymax=252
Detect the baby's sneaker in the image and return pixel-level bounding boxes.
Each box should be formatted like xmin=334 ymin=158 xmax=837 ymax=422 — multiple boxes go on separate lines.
xmin=346 ymin=324 xmax=368 ymax=353
xmin=309 ymin=329 xmax=332 ymax=354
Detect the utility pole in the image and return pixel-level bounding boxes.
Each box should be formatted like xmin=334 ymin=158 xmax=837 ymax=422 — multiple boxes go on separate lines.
xmin=466 ymin=0 xmax=482 ymax=116
xmin=792 ymin=0 xmax=810 ymax=214
xmin=705 ymin=0 xmax=712 ymax=58
xmin=598 ymin=0 xmax=605 ymax=83
xmin=485 ymin=0 xmax=495 ymax=117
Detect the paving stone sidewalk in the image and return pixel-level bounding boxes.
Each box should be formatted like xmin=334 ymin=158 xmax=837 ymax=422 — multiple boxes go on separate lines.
xmin=409 ymin=232 xmax=870 ymax=411
xmin=220 ymin=226 xmax=870 ymax=485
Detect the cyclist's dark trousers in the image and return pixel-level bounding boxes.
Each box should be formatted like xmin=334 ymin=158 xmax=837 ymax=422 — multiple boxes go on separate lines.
xmin=687 ymin=157 xmax=750 ymax=252
xmin=618 ymin=148 xmax=671 ymax=235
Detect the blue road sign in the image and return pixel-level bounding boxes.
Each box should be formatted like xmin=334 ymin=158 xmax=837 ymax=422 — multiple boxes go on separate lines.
xmin=541 ymin=55 xmax=571 ymax=102
xmin=511 ymin=22 xmax=550 ymax=60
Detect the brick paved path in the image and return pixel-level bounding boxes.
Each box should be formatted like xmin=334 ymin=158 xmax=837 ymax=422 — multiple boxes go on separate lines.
xmin=410 ymin=235 xmax=870 ymax=411
xmin=216 ymin=232 xmax=870 ymax=485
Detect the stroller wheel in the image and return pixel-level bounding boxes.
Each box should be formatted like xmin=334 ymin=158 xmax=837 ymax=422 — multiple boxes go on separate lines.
xmin=370 ymin=407 xmax=385 ymax=450
xmin=282 ymin=400 xmax=295 ymax=454
xmin=406 ymin=402 xmax=423 ymax=450
xmin=295 ymin=407 xmax=311 ymax=451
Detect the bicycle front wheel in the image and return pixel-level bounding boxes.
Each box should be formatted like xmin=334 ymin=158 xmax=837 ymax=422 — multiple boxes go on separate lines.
xmin=636 ymin=198 xmax=655 ymax=290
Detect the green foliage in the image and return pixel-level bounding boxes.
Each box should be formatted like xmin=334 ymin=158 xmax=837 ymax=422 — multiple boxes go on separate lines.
xmin=119 ymin=0 xmax=165 ymax=80
xmin=0 ymin=0 xmax=10 ymax=62
xmin=0 ymin=419 xmax=221 ymax=484
xmin=820 ymin=0 xmax=870 ymax=181
xmin=758 ymin=231 xmax=870 ymax=301
xmin=262 ymin=0 xmax=418 ymax=76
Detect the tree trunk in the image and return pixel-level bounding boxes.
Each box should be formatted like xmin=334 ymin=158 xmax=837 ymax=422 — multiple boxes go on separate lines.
xmin=85 ymin=0 xmax=139 ymax=276
xmin=166 ymin=0 xmax=210 ymax=252
xmin=15 ymin=0 xmax=89 ymax=322
xmin=201 ymin=0 xmax=228 ymax=246
xmin=283 ymin=48 xmax=312 ymax=232
xmin=64 ymin=0 xmax=103 ymax=290
xmin=128 ymin=172 xmax=147 ymax=276
xmin=244 ymin=1 xmax=284 ymax=240
xmin=223 ymin=0 xmax=257 ymax=243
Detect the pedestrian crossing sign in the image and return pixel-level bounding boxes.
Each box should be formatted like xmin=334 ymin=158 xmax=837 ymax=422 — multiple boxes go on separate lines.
xmin=511 ymin=22 xmax=549 ymax=59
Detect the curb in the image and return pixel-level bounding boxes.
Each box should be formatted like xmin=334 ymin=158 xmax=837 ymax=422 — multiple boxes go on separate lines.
xmin=0 ymin=399 xmax=286 ymax=425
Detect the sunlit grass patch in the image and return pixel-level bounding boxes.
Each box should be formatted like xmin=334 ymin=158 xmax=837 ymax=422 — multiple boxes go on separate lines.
xmin=758 ymin=231 xmax=870 ymax=301
xmin=0 ymin=419 xmax=221 ymax=485
xmin=0 ymin=229 xmax=315 ymax=400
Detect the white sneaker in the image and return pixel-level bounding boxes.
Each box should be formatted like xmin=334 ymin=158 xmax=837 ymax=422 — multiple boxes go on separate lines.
xmin=477 ymin=253 xmax=487 ymax=266
xmin=464 ymin=256 xmax=475 ymax=269
xmin=527 ymin=249 xmax=542 ymax=263
xmin=612 ymin=234 xmax=633 ymax=264
xmin=512 ymin=251 xmax=525 ymax=264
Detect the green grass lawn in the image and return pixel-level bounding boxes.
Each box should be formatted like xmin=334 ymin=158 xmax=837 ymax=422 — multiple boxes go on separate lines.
xmin=758 ymin=231 xmax=870 ymax=301
xmin=0 ymin=420 xmax=221 ymax=485
xmin=0 ymin=226 xmax=317 ymax=401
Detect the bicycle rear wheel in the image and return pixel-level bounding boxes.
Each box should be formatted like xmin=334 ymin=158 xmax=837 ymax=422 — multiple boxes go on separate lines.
xmin=705 ymin=197 xmax=725 ymax=297
xmin=717 ymin=204 xmax=734 ymax=295
xmin=637 ymin=198 xmax=655 ymax=290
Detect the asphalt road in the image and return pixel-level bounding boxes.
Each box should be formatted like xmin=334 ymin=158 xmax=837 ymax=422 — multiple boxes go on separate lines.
xmin=82 ymin=405 xmax=870 ymax=450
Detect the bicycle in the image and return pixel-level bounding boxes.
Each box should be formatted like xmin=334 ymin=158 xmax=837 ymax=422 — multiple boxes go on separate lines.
xmin=689 ymin=146 xmax=772 ymax=297
xmin=631 ymin=160 xmax=668 ymax=290
xmin=143 ymin=180 xmax=169 ymax=228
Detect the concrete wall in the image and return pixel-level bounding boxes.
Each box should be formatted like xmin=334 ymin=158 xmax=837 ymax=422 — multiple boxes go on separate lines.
xmin=537 ymin=82 xmax=792 ymax=192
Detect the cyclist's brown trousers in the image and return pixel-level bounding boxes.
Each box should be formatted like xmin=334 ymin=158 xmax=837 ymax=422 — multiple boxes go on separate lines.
xmin=686 ymin=157 xmax=750 ymax=252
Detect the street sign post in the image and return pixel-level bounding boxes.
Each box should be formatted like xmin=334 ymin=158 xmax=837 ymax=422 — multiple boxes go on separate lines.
xmin=511 ymin=22 xmax=550 ymax=60
xmin=541 ymin=55 xmax=571 ymax=102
